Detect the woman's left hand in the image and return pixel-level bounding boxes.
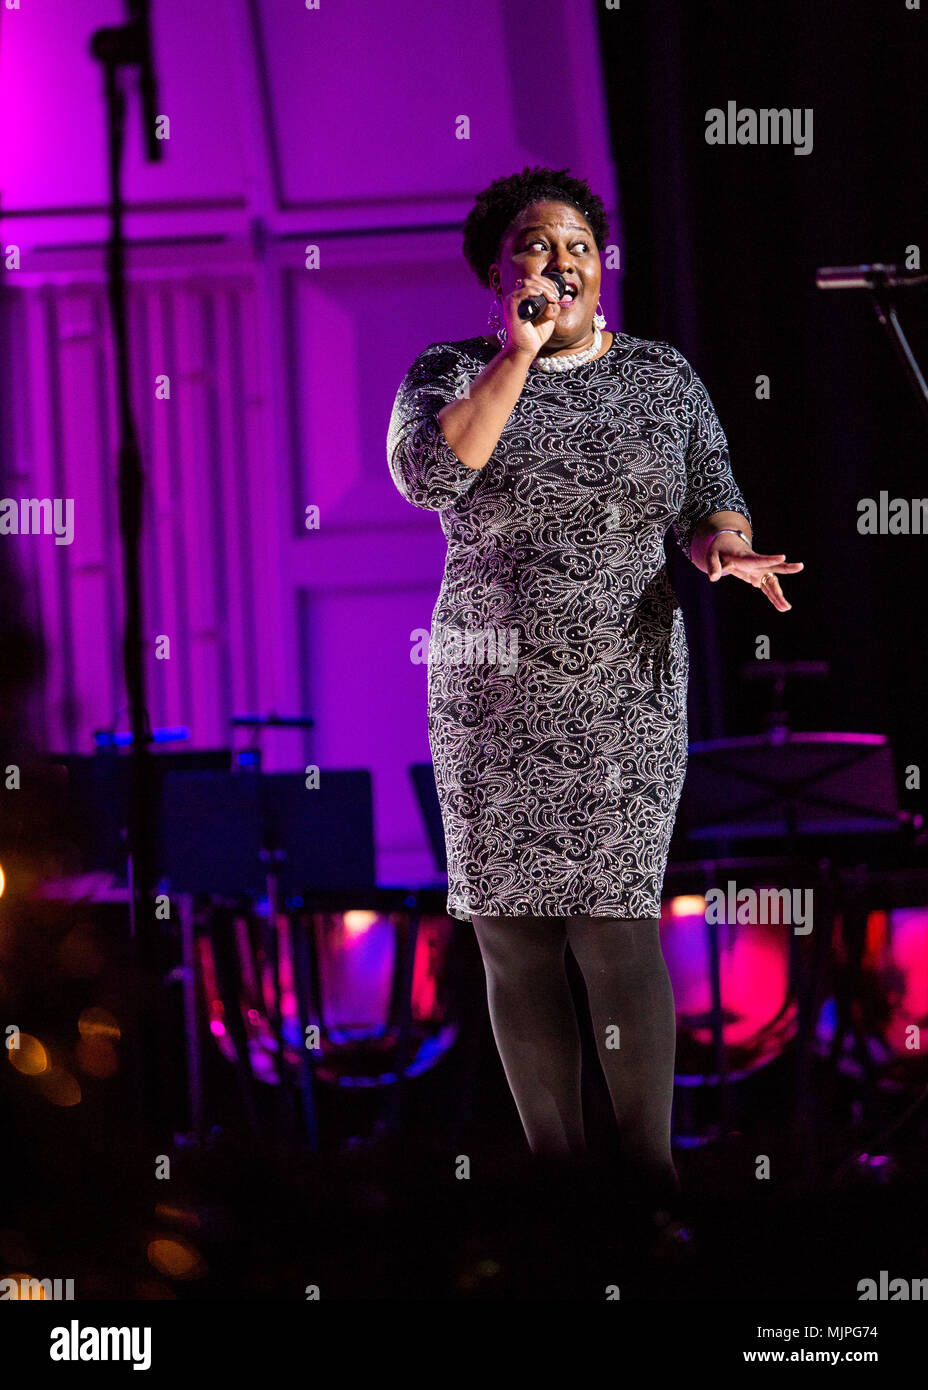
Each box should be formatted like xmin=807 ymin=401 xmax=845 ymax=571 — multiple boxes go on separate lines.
xmin=707 ymin=540 xmax=804 ymax=612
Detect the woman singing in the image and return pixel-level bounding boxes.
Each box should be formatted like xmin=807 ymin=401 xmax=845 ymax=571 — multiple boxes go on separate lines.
xmin=386 ymin=166 xmax=802 ymax=1238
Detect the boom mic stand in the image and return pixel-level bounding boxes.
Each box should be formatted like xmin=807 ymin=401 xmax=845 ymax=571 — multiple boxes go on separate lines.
xmin=816 ymin=264 xmax=928 ymax=432
xmin=89 ymin=2 xmax=164 ymax=1145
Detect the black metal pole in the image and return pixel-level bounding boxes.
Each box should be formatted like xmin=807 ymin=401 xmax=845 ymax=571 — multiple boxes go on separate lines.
xmin=869 ymin=289 xmax=928 ymax=431
xmin=103 ymin=61 xmax=153 ymax=925
xmin=90 ymin=16 xmax=163 ymax=1145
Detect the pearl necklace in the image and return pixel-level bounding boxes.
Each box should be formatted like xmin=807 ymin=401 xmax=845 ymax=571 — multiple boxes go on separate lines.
xmin=532 ymin=325 xmax=603 ymax=373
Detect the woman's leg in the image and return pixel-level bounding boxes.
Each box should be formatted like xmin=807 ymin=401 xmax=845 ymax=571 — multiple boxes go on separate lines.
xmin=564 ymin=914 xmax=680 ymax=1208
xmin=471 ymin=913 xmax=585 ymax=1158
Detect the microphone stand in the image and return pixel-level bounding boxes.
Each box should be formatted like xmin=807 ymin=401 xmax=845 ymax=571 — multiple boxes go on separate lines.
xmin=90 ymin=4 xmax=164 ymax=1147
xmin=868 ymin=276 xmax=928 ymax=432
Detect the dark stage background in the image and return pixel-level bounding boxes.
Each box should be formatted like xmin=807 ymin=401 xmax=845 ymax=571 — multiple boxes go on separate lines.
xmin=601 ymin=0 xmax=928 ymax=783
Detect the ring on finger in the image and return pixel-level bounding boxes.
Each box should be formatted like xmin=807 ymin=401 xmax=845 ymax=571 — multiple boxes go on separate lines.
xmin=760 ymin=573 xmax=771 ymax=588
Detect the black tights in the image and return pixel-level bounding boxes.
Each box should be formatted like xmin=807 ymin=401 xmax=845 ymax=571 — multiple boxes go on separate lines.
xmin=471 ymin=913 xmax=680 ymax=1209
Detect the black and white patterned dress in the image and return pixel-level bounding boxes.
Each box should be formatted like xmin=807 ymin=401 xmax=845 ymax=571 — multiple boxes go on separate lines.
xmin=387 ymin=332 xmax=751 ymax=924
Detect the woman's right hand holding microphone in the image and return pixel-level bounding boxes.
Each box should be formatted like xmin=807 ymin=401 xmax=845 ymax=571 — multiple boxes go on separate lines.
xmin=436 ymin=276 xmax=562 ymax=471
xmin=500 ymin=274 xmax=562 ymax=358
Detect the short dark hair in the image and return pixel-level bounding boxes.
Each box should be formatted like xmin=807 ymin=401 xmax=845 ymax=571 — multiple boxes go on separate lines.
xmin=462 ymin=165 xmax=609 ymax=288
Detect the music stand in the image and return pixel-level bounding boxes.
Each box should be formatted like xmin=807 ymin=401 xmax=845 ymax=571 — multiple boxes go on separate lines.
xmin=681 ymin=730 xmax=900 ymax=1147
xmin=261 ymin=771 xmax=375 ymax=896
xmin=158 ymin=765 xmax=377 ymax=1147
xmin=684 ymin=733 xmax=899 ymax=845
xmin=158 ymin=769 xmax=267 ymax=1139
xmin=409 ymin=762 xmax=448 ymax=875
xmin=50 ymin=749 xmax=231 ymax=880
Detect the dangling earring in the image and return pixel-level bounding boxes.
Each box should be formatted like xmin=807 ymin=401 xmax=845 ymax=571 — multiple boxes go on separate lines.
xmin=593 ymin=300 xmax=607 ymax=331
xmin=488 ymin=296 xmax=507 ymax=347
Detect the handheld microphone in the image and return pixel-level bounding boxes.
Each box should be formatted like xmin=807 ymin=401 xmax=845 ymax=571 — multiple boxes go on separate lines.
xmin=518 ymin=271 xmax=567 ymax=321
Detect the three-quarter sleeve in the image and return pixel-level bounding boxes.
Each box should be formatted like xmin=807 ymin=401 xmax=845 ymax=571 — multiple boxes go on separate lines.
xmin=670 ymin=350 xmax=752 ymax=560
xmin=387 ymin=342 xmax=485 ymax=511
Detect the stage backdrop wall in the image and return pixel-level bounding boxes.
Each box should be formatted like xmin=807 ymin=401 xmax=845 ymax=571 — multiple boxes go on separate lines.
xmin=0 ymin=0 xmax=620 ymax=887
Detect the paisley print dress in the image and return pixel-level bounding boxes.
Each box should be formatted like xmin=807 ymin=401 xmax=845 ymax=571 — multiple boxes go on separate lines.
xmin=386 ymin=332 xmax=751 ymax=924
